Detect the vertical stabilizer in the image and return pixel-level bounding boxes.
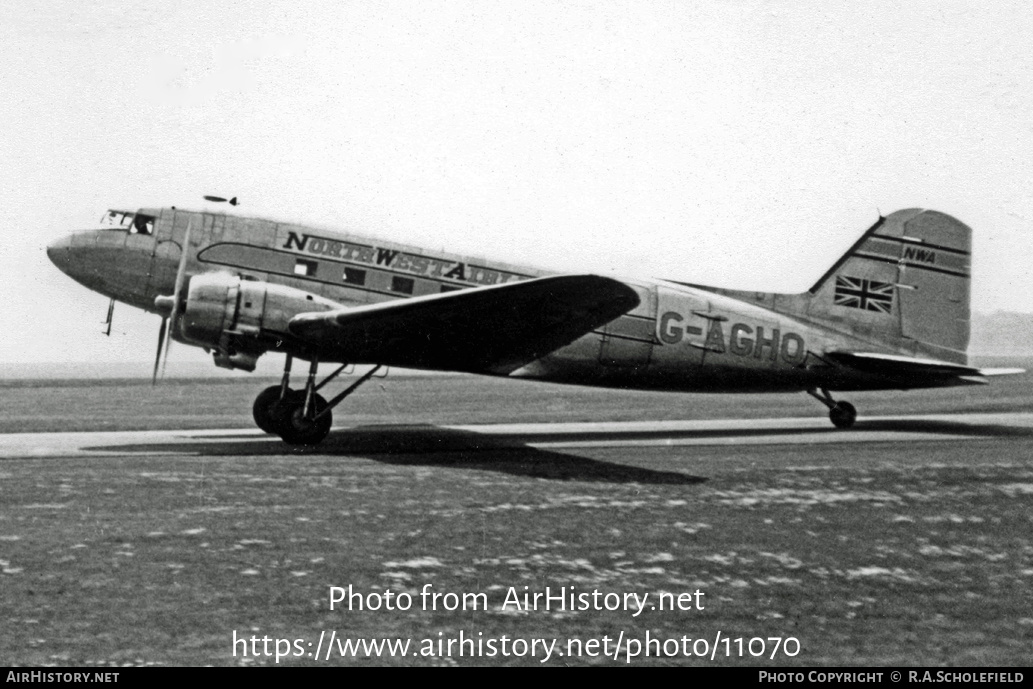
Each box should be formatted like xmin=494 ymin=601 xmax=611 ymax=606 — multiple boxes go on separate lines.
xmin=806 ymin=209 xmax=972 ymax=363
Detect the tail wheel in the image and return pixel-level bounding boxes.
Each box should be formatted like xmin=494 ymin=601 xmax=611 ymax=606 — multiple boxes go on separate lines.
xmin=829 ymin=401 xmax=857 ymax=429
xmin=279 ymin=393 xmax=332 ymax=446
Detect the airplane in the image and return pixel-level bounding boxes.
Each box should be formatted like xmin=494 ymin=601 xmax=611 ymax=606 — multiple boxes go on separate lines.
xmin=47 ymin=203 xmax=1023 ymax=445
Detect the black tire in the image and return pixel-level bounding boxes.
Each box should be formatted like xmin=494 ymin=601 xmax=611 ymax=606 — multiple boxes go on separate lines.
xmin=253 ymin=386 xmax=295 ymax=434
xmin=829 ymin=401 xmax=857 ymax=429
xmin=279 ymin=393 xmax=332 ymax=446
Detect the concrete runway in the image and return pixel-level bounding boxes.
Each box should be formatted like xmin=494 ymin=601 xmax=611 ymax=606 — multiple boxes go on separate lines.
xmin=3 ymin=403 xmax=1032 ymax=665
xmin=2 ymin=411 xmax=1031 ymax=459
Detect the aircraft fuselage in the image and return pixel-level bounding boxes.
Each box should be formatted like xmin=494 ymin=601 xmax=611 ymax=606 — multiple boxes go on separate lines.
xmin=45 ymin=206 xmax=954 ymax=394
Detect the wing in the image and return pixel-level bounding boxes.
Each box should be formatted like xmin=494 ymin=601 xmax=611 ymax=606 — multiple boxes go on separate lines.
xmin=825 ymin=351 xmax=1025 ymax=386
xmin=288 ymin=274 xmax=640 ymax=374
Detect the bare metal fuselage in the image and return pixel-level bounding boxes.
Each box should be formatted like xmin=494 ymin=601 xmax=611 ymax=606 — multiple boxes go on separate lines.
xmin=46 ymin=207 xmax=960 ymax=394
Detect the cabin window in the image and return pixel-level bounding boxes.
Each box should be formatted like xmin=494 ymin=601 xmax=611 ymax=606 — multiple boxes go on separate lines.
xmin=294 ymin=259 xmax=318 ymax=276
xmin=391 ymin=276 xmax=414 ymax=294
xmin=343 ymin=267 xmax=366 ymax=286
xmin=440 ymin=284 xmax=462 ymax=293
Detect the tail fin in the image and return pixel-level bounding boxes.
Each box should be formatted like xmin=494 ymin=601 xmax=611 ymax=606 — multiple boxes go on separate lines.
xmin=806 ymin=209 xmax=972 ymax=363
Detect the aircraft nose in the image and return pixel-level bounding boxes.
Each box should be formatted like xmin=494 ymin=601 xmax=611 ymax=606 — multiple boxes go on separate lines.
xmin=46 ymin=234 xmax=74 ymax=273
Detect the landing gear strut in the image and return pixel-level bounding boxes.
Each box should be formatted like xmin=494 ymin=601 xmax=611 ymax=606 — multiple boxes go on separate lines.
xmin=807 ymin=387 xmax=857 ymax=429
xmin=252 ymin=354 xmax=382 ymax=445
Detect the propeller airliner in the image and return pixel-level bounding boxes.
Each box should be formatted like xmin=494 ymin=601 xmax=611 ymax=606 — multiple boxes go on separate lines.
xmin=47 ymin=202 xmax=1021 ymax=445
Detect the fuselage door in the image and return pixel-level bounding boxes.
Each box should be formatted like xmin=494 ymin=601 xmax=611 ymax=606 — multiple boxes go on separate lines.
xmin=145 ymin=209 xmax=214 ymax=305
xmin=144 ymin=208 xmax=182 ymax=302
xmin=598 ymin=282 xmax=657 ymax=367
xmin=652 ymin=285 xmax=712 ymax=376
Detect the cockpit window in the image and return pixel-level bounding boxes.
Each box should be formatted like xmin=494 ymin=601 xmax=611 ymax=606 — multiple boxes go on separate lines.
xmin=133 ymin=214 xmax=155 ymax=235
xmin=100 ymin=210 xmax=135 ymax=228
xmin=99 ymin=210 xmax=155 ymax=235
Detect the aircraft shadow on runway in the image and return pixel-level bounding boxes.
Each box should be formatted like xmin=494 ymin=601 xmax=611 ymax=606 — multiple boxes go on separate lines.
xmin=857 ymin=418 xmax=1033 ymax=437
xmin=86 ymin=425 xmax=707 ymax=486
xmin=84 ymin=417 xmax=1031 ymax=484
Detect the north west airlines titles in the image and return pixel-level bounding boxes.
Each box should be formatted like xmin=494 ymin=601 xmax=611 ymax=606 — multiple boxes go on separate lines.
xmin=283 ymin=231 xmax=528 ymax=287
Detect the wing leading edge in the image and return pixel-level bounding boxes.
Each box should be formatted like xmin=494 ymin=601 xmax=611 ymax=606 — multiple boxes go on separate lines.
xmin=288 ymin=274 xmax=640 ymax=375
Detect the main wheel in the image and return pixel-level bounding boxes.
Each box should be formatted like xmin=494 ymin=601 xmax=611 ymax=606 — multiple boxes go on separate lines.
xmin=252 ymin=386 xmax=302 ymax=434
xmin=278 ymin=393 xmax=332 ymax=446
xmin=829 ymin=401 xmax=857 ymax=429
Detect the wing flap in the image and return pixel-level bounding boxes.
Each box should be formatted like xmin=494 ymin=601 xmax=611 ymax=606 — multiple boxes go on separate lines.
xmin=288 ymin=275 xmax=640 ymax=374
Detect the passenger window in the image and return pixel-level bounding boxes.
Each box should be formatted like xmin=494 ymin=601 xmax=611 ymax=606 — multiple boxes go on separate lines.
xmin=343 ymin=267 xmax=366 ymax=286
xmin=391 ymin=276 xmax=414 ymax=294
xmin=294 ymin=259 xmax=317 ymax=276
xmin=440 ymin=284 xmax=462 ymax=293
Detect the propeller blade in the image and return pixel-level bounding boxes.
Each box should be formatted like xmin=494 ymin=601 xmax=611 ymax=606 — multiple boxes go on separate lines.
xmin=171 ymin=219 xmax=192 ymax=313
xmin=154 ymin=219 xmax=193 ymax=383
xmin=160 ymin=313 xmax=174 ymax=379
xmin=152 ymin=316 xmax=167 ymax=385
xmin=102 ymin=298 xmax=115 ymax=336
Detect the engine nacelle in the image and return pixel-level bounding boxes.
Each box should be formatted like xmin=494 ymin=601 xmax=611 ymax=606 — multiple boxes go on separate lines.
xmin=179 ymin=273 xmax=342 ymax=369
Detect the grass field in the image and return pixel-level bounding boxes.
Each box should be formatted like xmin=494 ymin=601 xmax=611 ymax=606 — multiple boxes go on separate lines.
xmin=0 ymin=361 xmax=1030 ymax=666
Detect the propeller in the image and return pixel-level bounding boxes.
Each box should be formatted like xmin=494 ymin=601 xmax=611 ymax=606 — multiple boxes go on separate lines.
xmin=102 ymin=297 xmax=115 ymax=336
xmin=153 ymin=219 xmax=193 ymax=384
xmin=152 ymin=316 xmax=167 ymax=384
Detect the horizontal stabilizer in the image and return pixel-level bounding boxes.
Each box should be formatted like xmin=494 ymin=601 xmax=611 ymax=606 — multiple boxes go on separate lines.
xmin=824 ymin=351 xmax=1014 ymax=388
xmin=829 ymin=352 xmax=1026 ymax=380
xmin=827 ymin=351 xmax=982 ymax=377
xmin=976 ymin=367 xmax=1026 ymax=377
xmin=288 ymin=274 xmax=640 ymax=374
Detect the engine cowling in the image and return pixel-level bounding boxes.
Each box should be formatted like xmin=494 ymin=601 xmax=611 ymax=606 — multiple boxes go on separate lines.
xmin=178 ymin=273 xmax=342 ymax=370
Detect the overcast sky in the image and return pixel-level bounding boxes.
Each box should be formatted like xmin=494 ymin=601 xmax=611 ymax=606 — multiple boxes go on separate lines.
xmin=2 ymin=1 xmax=1031 ymax=366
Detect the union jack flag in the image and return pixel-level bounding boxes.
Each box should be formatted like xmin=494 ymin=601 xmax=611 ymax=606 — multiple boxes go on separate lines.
xmin=834 ymin=276 xmax=894 ymax=313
